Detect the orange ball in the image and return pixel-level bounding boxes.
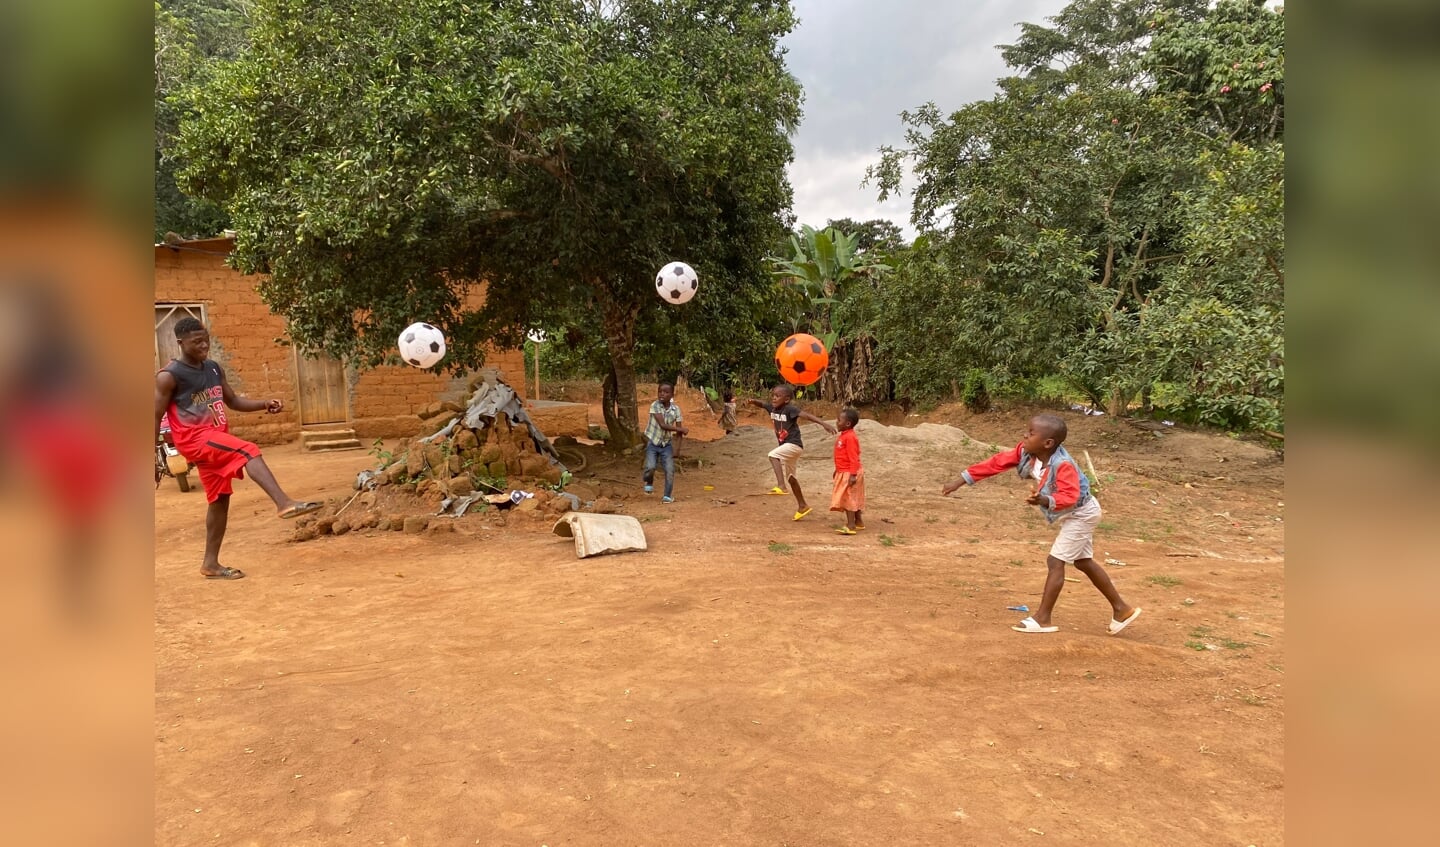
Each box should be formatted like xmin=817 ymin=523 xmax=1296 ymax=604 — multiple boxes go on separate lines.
xmin=775 ymin=333 xmax=829 ymax=386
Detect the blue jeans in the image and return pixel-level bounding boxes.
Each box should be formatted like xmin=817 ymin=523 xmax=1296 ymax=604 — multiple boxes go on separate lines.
xmin=642 ymin=441 xmax=675 ymax=497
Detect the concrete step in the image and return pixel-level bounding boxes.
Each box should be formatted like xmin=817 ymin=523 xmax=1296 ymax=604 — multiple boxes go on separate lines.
xmin=301 ymin=427 xmax=362 ymax=452
xmin=304 ymin=438 xmax=364 ymax=452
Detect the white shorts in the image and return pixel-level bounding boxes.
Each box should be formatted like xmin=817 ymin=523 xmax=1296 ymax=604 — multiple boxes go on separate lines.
xmin=1050 ymin=496 xmax=1102 ymax=563
xmin=767 ymin=442 xmax=803 ymax=479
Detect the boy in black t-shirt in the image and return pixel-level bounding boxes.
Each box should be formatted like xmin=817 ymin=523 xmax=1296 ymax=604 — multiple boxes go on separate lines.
xmin=745 ymin=384 xmax=836 ymax=520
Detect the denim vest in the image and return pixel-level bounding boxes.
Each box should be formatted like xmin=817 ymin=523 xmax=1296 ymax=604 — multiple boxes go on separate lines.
xmin=1016 ymin=444 xmax=1091 ymax=524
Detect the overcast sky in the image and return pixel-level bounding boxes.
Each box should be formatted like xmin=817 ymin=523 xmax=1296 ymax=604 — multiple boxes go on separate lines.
xmin=781 ymin=0 xmax=1070 ymax=238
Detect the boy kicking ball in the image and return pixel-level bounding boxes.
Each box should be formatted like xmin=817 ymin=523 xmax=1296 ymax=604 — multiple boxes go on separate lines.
xmin=942 ymin=414 xmax=1141 ymax=636
xmin=155 ymin=317 xmax=322 ymax=580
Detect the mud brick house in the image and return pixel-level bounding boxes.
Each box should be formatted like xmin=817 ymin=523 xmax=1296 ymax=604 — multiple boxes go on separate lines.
xmin=154 ymin=235 xmax=528 ymax=446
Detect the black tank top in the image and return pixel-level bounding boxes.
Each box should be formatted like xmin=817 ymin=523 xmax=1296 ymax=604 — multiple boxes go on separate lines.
xmin=161 ymin=358 xmax=229 ymax=434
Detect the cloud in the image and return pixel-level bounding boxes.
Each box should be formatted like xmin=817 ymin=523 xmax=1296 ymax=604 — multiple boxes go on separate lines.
xmin=782 ymin=0 xmax=1071 ymax=239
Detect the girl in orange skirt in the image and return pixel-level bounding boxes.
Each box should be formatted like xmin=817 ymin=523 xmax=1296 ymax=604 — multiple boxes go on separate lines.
xmin=830 ymin=407 xmax=865 ymax=534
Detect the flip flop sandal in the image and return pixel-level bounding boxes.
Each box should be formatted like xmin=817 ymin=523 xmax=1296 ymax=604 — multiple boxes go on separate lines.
xmin=853 ymin=524 xmax=866 ymax=531
xmin=1108 ymin=607 xmax=1142 ymax=635
xmin=793 ymin=507 xmax=812 ymax=521
xmin=203 ymin=566 xmax=245 ymax=580
xmin=767 ymin=487 xmax=788 ymax=495
xmin=279 ymin=501 xmax=323 ymax=519
xmin=835 ymin=527 xmax=857 ymax=535
xmin=1011 ymin=616 xmax=1059 ymax=633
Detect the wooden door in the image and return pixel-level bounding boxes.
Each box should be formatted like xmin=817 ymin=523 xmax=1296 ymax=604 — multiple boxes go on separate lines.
xmin=293 ymin=348 xmax=348 ymax=424
xmin=154 ymin=303 xmax=206 ymax=369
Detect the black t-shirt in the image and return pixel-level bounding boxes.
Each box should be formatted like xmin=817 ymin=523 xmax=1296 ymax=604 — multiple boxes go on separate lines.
xmin=767 ymin=402 xmax=803 ymax=447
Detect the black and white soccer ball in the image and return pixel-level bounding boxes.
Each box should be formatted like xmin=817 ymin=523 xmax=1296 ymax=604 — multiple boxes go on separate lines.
xmin=654 ymin=261 xmax=699 ymax=305
xmin=397 ymin=321 xmax=446 ymax=368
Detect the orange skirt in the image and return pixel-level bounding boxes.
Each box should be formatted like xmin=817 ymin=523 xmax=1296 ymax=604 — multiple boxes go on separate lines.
xmin=829 ymin=469 xmax=865 ymax=512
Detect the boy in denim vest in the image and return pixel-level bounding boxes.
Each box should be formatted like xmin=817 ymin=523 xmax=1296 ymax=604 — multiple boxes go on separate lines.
xmin=943 ymin=414 xmax=1141 ymax=635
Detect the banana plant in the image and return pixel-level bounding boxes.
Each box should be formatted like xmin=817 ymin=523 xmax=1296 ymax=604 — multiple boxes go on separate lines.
xmin=770 ymin=224 xmax=890 ymax=352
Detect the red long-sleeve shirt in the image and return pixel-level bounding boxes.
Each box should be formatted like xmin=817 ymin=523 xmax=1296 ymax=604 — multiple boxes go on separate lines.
xmin=833 ymin=428 xmax=861 ymax=474
xmin=963 ymin=443 xmax=1083 ymax=512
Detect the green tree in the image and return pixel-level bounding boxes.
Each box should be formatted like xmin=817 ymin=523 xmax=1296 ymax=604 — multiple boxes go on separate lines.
xmin=176 ymin=0 xmax=802 ymax=447
xmin=822 ymin=217 xmax=906 ymax=257
xmin=869 ymin=0 xmax=1283 ymax=427
xmin=155 ymin=1 xmax=252 ymax=240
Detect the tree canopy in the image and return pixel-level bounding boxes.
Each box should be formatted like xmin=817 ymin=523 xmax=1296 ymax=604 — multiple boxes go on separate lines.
xmin=177 ymin=0 xmax=802 ymax=445
xmin=870 ymin=0 xmax=1283 ymax=429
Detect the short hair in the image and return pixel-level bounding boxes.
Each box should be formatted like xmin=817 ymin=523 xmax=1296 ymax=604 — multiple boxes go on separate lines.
xmin=657 ymin=382 xmax=674 ymax=392
xmin=722 ymin=389 xmax=734 ymax=401
xmin=839 ymin=407 xmax=860 ymax=426
xmin=772 ymin=384 xmax=795 ymax=400
xmin=1033 ymin=413 xmax=1068 ymax=444
xmin=174 ymin=316 xmax=205 ymax=338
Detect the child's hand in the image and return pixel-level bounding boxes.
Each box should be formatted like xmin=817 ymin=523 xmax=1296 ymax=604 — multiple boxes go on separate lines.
xmin=266 ymin=399 xmax=283 ymax=414
xmin=941 ymin=479 xmax=964 ymax=496
xmin=1025 ymin=492 xmax=1043 ymax=505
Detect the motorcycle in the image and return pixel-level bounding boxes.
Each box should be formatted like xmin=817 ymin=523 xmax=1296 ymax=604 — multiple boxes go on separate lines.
xmin=155 ymin=415 xmax=194 ymax=492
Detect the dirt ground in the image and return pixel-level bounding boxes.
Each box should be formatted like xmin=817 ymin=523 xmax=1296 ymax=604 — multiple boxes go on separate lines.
xmin=155 ymin=385 xmax=1285 ymax=846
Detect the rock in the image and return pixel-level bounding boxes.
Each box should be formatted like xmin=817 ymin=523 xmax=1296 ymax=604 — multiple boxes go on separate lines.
xmin=429 ymin=521 xmax=456 ymax=534
xmin=359 ymin=491 xmax=377 ymax=509
xmin=479 ymin=444 xmax=502 ymax=465
xmin=376 ymin=517 xmax=393 ymax=531
xmin=454 ymin=429 xmax=479 ymax=451
xmin=332 ymin=519 xmax=351 ymax=536
xmin=404 ymin=444 xmax=427 ymax=477
xmin=590 ymin=497 xmax=622 ymax=514
xmin=566 ymin=483 xmax=599 ymax=502
xmin=316 ymin=517 xmax=335 ymax=535
xmin=358 ymin=512 xmax=380 ymax=529
xmin=448 ymin=454 xmax=462 ymax=475
xmin=487 ymin=461 xmax=507 ymax=479
xmin=514 ymin=497 xmax=540 ymax=512
xmin=403 ymin=516 xmax=429 ymax=533
xmin=423 ymin=443 xmax=447 ymax=470
xmin=449 ymin=477 xmax=474 ymax=497
xmin=291 ymin=526 xmax=318 ymax=543
xmin=385 ymin=462 xmax=409 ymax=484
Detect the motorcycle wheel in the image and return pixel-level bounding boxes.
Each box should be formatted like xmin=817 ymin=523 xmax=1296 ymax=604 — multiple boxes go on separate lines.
xmin=176 ymin=471 xmax=192 ymax=493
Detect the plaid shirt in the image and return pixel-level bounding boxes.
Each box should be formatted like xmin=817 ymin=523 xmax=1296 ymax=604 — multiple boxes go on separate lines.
xmin=643 ymin=400 xmax=683 ymax=446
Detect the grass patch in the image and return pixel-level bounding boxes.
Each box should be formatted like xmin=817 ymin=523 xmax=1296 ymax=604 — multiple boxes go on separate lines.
xmin=1147 ymin=575 xmax=1183 ymax=588
xmin=1008 ymin=558 xmax=1024 ymax=567
xmin=1221 ymin=638 xmax=1251 ymax=650
xmin=1184 ymin=640 xmax=1208 ymax=651
xmin=924 ymin=514 xmax=938 ymax=524
xmin=1098 ymin=521 xmax=1118 ymax=531
xmin=879 ymin=534 xmax=906 ymax=547
xmin=767 ymin=542 xmax=793 ymax=555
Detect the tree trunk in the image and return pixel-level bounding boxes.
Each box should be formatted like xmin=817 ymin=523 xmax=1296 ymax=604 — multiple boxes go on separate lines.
xmin=599 ymin=293 xmax=641 ymax=451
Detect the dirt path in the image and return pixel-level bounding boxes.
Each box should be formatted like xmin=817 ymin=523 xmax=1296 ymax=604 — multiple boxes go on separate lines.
xmin=155 ymin=401 xmax=1284 ymax=846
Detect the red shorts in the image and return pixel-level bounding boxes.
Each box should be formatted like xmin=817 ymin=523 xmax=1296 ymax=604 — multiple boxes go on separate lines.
xmin=176 ymin=431 xmax=261 ymax=502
